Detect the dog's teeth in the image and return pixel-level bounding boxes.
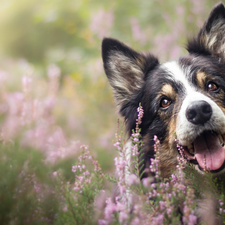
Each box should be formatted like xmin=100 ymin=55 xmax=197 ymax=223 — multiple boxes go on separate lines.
xmin=187 ymin=144 xmax=194 ymax=154
xmin=218 ymin=134 xmax=224 ymax=146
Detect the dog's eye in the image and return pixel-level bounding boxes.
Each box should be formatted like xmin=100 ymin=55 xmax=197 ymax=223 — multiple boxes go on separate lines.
xmin=160 ymin=98 xmax=171 ymax=108
xmin=207 ymin=82 xmax=218 ymax=92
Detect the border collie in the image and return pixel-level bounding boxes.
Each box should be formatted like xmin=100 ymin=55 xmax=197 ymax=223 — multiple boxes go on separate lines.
xmin=102 ymin=3 xmax=225 ymax=179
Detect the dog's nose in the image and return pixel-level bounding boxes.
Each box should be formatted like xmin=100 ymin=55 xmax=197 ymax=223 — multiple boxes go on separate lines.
xmin=185 ymin=100 xmax=212 ymax=125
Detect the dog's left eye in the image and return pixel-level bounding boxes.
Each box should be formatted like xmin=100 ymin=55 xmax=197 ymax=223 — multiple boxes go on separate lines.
xmin=160 ymin=98 xmax=171 ymax=108
xmin=207 ymin=82 xmax=219 ymax=92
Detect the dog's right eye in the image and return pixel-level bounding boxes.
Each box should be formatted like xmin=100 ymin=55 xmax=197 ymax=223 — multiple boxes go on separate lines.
xmin=207 ymin=82 xmax=219 ymax=92
xmin=160 ymin=97 xmax=171 ymax=108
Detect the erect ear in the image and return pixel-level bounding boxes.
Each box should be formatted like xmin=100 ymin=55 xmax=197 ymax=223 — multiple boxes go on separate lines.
xmin=102 ymin=38 xmax=159 ymax=121
xmin=187 ymin=3 xmax=225 ymax=61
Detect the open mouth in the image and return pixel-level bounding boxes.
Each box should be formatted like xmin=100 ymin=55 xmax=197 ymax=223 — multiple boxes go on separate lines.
xmin=181 ymin=131 xmax=225 ymax=173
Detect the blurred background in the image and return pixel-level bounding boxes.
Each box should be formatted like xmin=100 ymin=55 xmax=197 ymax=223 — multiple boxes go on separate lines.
xmin=0 ymin=0 xmax=219 ymax=172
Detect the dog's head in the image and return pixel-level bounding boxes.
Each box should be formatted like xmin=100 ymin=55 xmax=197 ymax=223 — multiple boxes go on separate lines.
xmin=102 ymin=3 xmax=225 ymax=177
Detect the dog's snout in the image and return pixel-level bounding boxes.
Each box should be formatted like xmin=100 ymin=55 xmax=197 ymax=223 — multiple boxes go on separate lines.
xmin=185 ymin=100 xmax=212 ymax=125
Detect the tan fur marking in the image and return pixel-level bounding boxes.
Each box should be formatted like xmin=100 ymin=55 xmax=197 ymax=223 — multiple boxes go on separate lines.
xmin=161 ymin=84 xmax=174 ymax=96
xmin=159 ymin=141 xmax=178 ymax=178
xmin=136 ymin=55 xmax=146 ymax=70
xmin=159 ymin=104 xmax=180 ymax=178
xmin=214 ymin=92 xmax=225 ymax=114
xmin=196 ymin=71 xmax=206 ymax=88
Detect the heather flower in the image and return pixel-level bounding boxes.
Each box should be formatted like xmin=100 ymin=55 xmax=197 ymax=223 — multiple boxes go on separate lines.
xmin=159 ymin=200 xmax=166 ymax=210
xmin=74 ymin=186 xmax=80 ymax=191
xmin=114 ymin=157 xmax=126 ymax=172
xmin=142 ymin=177 xmax=150 ymax=187
xmin=166 ymin=207 xmax=173 ymax=214
xmin=219 ymin=199 xmax=225 ymax=214
xmin=188 ymin=214 xmax=198 ymax=225
xmin=0 ymin=70 xmax=8 ymax=83
xmin=47 ymin=64 xmax=61 ymax=78
xmin=119 ymin=211 xmax=128 ymax=223
xmin=90 ymin=9 xmax=114 ymax=39
xmin=131 ymin=217 xmax=140 ymax=225
xmin=104 ymin=198 xmax=117 ymax=222
xmin=127 ymin=174 xmax=140 ymax=186
xmin=130 ymin=18 xmax=146 ymax=45
xmin=149 ymin=137 xmax=161 ymax=179
xmin=114 ymin=141 xmax=122 ymax=150
xmin=22 ymin=76 xmax=32 ymax=93
xmin=72 ymin=145 xmax=103 ymax=195
xmin=171 ymin=173 xmax=178 ymax=183
xmin=52 ymin=171 xmax=57 ymax=177
xmin=98 ymin=219 xmax=108 ymax=225
xmin=152 ymin=214 xmax=164 ymax=225
xmin=7 ymin=92 xmax=24 ymax=115
xmin=136 ymin=105 xmax=144 ymax=128
xmin=131 ymin=144 xmax=138 ymax=156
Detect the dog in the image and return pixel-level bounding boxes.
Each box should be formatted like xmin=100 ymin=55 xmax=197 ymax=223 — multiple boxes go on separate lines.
xmin=102 ymin=3 xmax=225 ymax=179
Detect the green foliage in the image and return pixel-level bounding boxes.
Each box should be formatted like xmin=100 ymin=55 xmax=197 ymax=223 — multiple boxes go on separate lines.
xmin=0 ymin=141 xmax=59 ymax=224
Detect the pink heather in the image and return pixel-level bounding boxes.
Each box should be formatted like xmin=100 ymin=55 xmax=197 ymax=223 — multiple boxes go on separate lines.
xmin=219 ymin=199 xmax=224 ymax=206
xmin=22 ymin=76 xmax=32 ymax=93
xmin=132 ymin=133 xmax=140 ymax=137
xmin=152 ymin=214 xmax=164 ymax=225
xmin=167 ymin=207 xmax=173 ymax=214
xmin=131 ymin=217 xmax=140 ymax=225
xmin=114 ymin=157 xmax=126 ymax=172
xmin=127 ymin=174 xmax=140 ymax=186
xmin=73 ymin=187 xmax=79 ymax=192
xmin=90 ymin=9 xmax=114 ymax=39
xmin=188 ymin=214 xmax=198 ymax=225
xmin=104 ymin=198 xmax=117 ymax=221
xmin=131 ymin=144 xmax=138 ymax=156
xmin=136 ymin=105 xmax=144 ymax=126
xmin=119 ymin=211 xmax=128 ymax=223
xmin=171 ymin=174 xmax=178 ymax=183
xmin=114 ymin=141 xmax=122 ymax=150
xmin=47 ymin=64 xmax=61 ymax=78
xmin=98 ymin=219 xmax=107 ymax=225
xmin=159 ymin=201 xmax=166 ymax=210
xmin=130 ymin=18 xmax=146 ymax=45
xmin=0 ymin=70 xmax=8 ymax=83
xmin=142 ymin=177 xmax=150 ymax=187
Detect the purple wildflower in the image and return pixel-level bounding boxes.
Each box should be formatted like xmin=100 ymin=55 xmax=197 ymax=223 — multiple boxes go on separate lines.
xmin=127 ymin=174 xmax=140 ymax=186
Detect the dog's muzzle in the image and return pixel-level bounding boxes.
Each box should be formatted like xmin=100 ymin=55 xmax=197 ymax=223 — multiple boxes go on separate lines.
xmin=179 ymin=100 xmax=225 ymax=173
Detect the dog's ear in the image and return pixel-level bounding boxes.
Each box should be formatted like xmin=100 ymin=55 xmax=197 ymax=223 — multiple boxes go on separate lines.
xmin=102 ymin=38 xmax=159 ymax=129
xmin=187 ymin=3 xmax=225 ymax=61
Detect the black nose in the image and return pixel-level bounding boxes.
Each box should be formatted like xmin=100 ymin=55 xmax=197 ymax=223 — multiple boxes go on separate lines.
xmin=185 ymin=100 xmax=212 ymax=125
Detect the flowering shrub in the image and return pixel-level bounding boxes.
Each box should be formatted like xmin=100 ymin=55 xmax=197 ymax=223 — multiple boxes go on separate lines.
xmin=98 ymin=106 xmax=200 ymax=225
xmin=0 ymin=62 xmax=225 ymax=224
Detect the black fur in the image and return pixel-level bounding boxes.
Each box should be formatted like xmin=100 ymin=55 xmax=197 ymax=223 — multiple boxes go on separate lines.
xmin=102 ymin=38 xmax=159 ymax=134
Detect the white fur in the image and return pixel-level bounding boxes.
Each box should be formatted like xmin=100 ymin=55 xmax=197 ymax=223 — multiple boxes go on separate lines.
xmin=163 ymin=61 xmax=193 ymax=94
xmin=177 ymin=92 xmax=225 ymax=146
xmin=123 ymin=140 xmax=132 ymax=207
xmin=163 ymin=61 xmax=225 ymax=146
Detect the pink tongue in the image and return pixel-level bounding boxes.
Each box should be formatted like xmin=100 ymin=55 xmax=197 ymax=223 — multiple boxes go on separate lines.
xmin=194 ymin=132 xmax=225 ymax=171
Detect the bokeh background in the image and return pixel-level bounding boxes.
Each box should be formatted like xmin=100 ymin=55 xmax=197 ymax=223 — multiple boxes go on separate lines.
xmin=0 ymin=0 xmax=220 ymax=173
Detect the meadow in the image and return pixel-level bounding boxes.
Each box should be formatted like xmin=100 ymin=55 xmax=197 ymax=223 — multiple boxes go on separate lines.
xmin=0 ymin=0 xmax=224 ymax=224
